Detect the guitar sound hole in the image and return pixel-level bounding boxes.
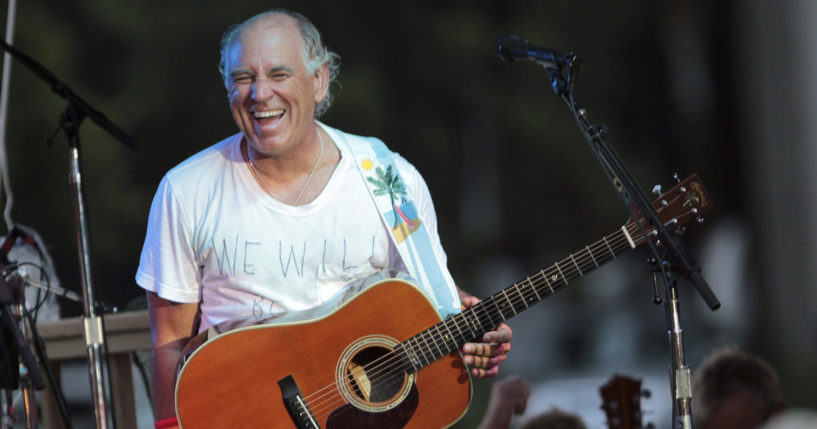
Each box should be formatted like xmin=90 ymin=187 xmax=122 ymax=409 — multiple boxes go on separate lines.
xmin=346 ymin=346 xmax=403 ymax=403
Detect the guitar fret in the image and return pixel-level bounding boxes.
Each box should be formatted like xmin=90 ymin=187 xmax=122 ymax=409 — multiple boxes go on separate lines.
xmin=554 ymin=261 xmax=569 ymax=286
xmin=541 ymin=270 xmax=556 ymax=294
xmin=527 ymin=276 xmax=542 ymax=301
xmin=513 ymin=283 xmax=529 ymax=308
xmin=569 ymin=253 xmax=583 ymax=277
xmin=478 ymin=301 xmax=498 ymax=329
xmin=426 ymin=329 xmax=444 ymax=358
xmin=602 ymin=236 xmax=616 ymax=258
xmin=450 ymin=315 xmax=468 ymax=343
xmin=437 ymin=323 xmax=457 ymax=352
xmin=489 ymin=297 xmax=506 ymax=321
xmin=416 ymin=333 xmax=433 ymax=366
xmin=501 ymin=289 xmax=518 ymax=315
xmin=466 ymin=307 xmax=481 ymax=338
xmin=406 ymin=336 xmax=426 ymax=368
xmin=397 ymin=344 xmax=419 ymax=372
xmin=417 ymin=335 xmax=433 ymax=367
xmin=586 ymin=246 xmax=599 ymax=267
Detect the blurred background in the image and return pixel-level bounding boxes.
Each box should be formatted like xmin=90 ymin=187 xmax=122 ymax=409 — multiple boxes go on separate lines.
xmin=1 ymin=0 xmax=816 ymax=427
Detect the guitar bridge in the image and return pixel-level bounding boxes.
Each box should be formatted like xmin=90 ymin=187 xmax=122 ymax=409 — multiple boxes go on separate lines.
xmin=278 ymin=374 xmax=320 ymax=429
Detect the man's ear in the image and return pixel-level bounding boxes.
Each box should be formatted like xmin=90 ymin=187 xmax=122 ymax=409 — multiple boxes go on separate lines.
xmin=313 ymin=63 xmax=330 ymax=103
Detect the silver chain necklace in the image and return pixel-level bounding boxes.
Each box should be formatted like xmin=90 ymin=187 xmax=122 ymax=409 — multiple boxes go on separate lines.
xmin=248 ymin=130 xmax=324 ymax=205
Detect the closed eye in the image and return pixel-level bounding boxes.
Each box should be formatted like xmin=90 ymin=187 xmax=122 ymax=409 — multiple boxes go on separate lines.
xmin=231 ymin=70 xmax=254 ymax=84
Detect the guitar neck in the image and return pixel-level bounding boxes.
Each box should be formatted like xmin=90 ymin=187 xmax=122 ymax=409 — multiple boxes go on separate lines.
xmin=396 ymin=221 xmax=645 ymax=373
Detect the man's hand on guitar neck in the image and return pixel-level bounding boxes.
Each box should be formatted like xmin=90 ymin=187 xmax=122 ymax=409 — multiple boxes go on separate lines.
xmin=459 ymin=293 xmax=513 ymax=378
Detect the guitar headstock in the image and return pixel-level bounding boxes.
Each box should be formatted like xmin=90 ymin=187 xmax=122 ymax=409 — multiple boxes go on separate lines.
xmin=655 ymin=173 xmax=712 ymax=228
xmin=599 ymin=374 xmax=650 ymax=429
xmin=628 ymin=174 xmax=713 ymax=234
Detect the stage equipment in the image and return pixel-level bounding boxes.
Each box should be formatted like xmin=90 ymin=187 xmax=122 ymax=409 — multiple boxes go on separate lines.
xmin=496 ymin=34 xmax=720 ymax=429
xmin=0 ymin=40 xmax=138 ymax=429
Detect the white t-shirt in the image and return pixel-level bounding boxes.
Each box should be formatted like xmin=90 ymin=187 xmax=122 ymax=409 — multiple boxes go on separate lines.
xmin=135 ymin=124 xmax=446 ymax=332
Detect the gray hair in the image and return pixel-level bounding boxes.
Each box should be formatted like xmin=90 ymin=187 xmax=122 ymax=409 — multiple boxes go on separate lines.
xmin=218 ymin=10 xmax=341 ymax=118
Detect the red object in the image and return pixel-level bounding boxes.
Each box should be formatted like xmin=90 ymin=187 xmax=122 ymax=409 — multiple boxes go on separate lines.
xmin=154 ymin=416 xmax=178 ymax=428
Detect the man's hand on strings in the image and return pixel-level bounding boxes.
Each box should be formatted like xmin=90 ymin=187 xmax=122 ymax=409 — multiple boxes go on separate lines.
xmin=458 ymin=293 xmax=513 ymax=378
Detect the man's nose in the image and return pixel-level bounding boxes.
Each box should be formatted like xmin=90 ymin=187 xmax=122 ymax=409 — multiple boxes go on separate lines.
xmin=251 ymin=79 xmax=274 ymax=101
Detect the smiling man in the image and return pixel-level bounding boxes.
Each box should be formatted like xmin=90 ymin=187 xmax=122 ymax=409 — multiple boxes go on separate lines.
xmin=136 ymin=9 xmax=512 ymax=428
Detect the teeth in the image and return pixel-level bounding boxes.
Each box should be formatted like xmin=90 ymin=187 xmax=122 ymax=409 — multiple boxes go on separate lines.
xmin=254 ymin=109 xmax=285 ymax=119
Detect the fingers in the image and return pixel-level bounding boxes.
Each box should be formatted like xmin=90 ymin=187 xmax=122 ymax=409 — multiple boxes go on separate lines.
xmin=460 ymin=322 xmax=513 ymax=379
xmin=462 ymin=352 xmax=506 ymax=368
xmin=469 ymin=366 xmax=500 ymax=378
xmin=461 ymin=342 xmax=509 ymax=379
xmin=462 ymin=342 xmax=508 ymax=358
xmin=460 ymin=295 xmax=481 ymax=310
xmin=483 ymin=323 xmax=513 ymax=344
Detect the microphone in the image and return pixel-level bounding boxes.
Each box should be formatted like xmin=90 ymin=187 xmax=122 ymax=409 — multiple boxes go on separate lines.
xmin=494 ymin=35 xmax=577 ymax=67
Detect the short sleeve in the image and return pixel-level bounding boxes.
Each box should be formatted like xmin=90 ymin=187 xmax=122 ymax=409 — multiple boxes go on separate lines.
xmin=135 ymin=176 xmax=201 ymax=303
xmin=393 ymin=154 xmax=448 ymax=266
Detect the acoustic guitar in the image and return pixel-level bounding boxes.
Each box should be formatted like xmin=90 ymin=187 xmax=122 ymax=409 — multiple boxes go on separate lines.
xmin=175 ymin=174 xmax=711 ymax=428
xmin=600 ymin=374 xmax=653 ymax=429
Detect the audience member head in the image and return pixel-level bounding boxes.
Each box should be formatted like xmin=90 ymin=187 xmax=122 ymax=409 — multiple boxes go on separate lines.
xmin=693 ymin=346 xmax=785 ymax=429
xmin=521 ymin=407 xmax=587 ymax=429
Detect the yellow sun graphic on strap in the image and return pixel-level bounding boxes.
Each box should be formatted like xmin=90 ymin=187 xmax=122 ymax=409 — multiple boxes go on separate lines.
xmin=361 ymin=159 xmax=374 ymax=170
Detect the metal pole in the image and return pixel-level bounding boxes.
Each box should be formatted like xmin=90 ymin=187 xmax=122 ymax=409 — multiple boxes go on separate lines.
xmin=665 ymin=275 xmax=693 ymax=428
xmin=67 ymin=136 xmax=109 ymax=429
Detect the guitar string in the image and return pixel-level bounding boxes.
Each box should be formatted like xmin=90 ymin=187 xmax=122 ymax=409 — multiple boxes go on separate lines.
xmin=307 ymin=199 xmax=691 ymax=420
xmin=301 ymin=220 xmax=651 ymax=421
xmin=299 ymin=223 xmax=648 ymax=421
xmin=303 ymin=224 xmax=648 ymax=422
xmin=306 ymin=236 xmax=641 ymax=423
xmin=328 ymin=224 xmax=643 ymax=398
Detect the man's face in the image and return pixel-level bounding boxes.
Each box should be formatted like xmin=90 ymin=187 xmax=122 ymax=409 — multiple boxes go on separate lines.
xmin=226 ymin=16 xmax=327 ymax=156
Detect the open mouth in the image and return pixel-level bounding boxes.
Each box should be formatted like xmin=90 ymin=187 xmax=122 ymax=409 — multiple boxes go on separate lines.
xmin=253 ymin=108 xmax=285 ymax=123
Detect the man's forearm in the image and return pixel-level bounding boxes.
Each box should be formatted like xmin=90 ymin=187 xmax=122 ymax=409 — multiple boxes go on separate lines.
xmin=151 ymin=343 xmax=185 ymax=419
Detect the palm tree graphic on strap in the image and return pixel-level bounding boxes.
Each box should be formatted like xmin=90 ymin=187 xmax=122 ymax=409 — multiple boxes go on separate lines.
xmin=367 ymin=165 xmax=411 ymax=230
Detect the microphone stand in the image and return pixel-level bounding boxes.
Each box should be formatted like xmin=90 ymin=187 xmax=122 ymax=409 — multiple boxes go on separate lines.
xmin=0 ymin=39 xmax=138 ymax=429
xmin=530 ymin=55 xmax=720 ymax=428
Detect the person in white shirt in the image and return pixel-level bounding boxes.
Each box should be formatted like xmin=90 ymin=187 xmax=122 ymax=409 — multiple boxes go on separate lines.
xmin=136 ymin=9 xmax=513 ymax=428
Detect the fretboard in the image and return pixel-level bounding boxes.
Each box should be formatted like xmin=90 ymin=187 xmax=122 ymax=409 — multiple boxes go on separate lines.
xmin=395 ymin=221 xmax=646 ymax=373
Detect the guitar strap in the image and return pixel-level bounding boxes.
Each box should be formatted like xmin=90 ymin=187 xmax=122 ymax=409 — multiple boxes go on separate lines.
xmin=335 ymin=129 xmax=461 ymax=319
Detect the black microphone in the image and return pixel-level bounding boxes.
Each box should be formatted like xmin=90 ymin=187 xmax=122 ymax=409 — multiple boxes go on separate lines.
xmin=495 ymin=35 xmax=576 ymax=67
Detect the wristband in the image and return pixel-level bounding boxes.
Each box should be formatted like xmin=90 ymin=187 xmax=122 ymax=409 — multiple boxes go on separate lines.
xmin=155 ymin=416 xmax=178 ymax=428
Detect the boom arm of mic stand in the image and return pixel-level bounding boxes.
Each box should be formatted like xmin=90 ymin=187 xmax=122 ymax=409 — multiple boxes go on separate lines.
xmin=0 ymin=39 xmax=138 ymax=150
xmin=544 ymin=63 xmax=719 ymax=310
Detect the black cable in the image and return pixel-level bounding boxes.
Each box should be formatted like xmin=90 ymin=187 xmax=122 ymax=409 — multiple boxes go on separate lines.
xmin=5 ymin=262 xmax=52 ymax=317
xmin=22 ymin=310 xmax=73 ymax=429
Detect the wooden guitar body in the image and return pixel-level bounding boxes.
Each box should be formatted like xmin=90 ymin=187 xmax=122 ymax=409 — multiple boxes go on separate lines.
xmin=175 ymin=279 xmax=471 ymax=428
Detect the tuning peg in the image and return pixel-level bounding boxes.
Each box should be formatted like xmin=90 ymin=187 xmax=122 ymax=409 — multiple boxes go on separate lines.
xmin=673 ymin=172 xmax=680 ymax=183
xmin=652 ymin=184 xmax=662 ymax=195
xmin=697 ymin=216 xmax=705 ymax=224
